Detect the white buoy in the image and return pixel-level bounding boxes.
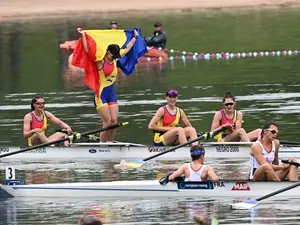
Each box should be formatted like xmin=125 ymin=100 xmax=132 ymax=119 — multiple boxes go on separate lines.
xmin=182 ymin=51 xmax=186 ymax=55
xmin=170 ymin=49 xmax=174 ymax=53
xmin=241 ymin=53 xmax=246 ymax=57
xmin=253 ymin=52 xmax=257 ymax=57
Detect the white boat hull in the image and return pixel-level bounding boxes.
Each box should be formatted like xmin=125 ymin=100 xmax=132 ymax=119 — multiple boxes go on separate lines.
xmin=0 ymin=142 xmax=299 ymax=160
xmin=1 ymin=180 xmax=300 ymax=198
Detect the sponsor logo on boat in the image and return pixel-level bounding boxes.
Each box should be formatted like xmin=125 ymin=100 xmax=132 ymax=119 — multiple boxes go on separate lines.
xmin=178 ymin=181 xmax=217 ymax=189
xmin=216 ymin=146 xmax=239 ymax=153
xmin=24 ymin=148 xmax=47 ymax=154
xmin=0 ymin=147 xmax=9 ymax=154
xmin=89 ymin=149 xmax=97 ymax=153
xmin=231 ymin=182 xmax=250 ymax=191
xmin=148 ymin=147 xmax=174 ymax=153
xmin=88 ymin=149 xmax=111 ymax=153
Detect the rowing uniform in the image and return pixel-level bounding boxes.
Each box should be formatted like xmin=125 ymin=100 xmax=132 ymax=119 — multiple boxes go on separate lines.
xmin=249 ymin=140 xmax=276 ymax=179
xmin=94 ymin=50 xmax=126 ymax=110
xmin=27 ymin=112 xmax=48 ymax=146
xmin=184 ymin=163 xmax=206 ymax=181
xmin=214 ymin=109 xmax=237 ymax=142
xmin=153 ymin=106 xmax=181 ymax=146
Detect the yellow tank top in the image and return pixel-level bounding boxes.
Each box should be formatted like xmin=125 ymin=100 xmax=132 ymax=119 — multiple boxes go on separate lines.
xmin=154 ymin=106 xmax=181 ymax=140
xmin=27 ymin=112 xmax=48 ymax=146
xmin=214 ymin=110 xmax=237 ymax=142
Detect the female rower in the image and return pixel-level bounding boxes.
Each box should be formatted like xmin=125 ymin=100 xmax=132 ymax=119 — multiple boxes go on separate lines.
xmin=148 ymin=89 xmax=199 ymax=146
xmin=77 ymin=28 xmax=138 ymax=142
xmin=23 ymin=96 xmax=72 ymax=146
xmin=211 ymin=92 xmax=261 ymax=142
xmin=249 ymin=122 xmax=299 ymax=181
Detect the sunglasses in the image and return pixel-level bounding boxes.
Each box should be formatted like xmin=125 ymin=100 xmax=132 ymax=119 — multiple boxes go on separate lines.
xmin=224 ymin=102 xmax=234 ymax=107
xmin=266 ymin=129 xmax=279 ymax=135
xmin=167 ymin=89 xmax=178 ymax=96
xmin=36 ymin=102 xmax=45 ymax=106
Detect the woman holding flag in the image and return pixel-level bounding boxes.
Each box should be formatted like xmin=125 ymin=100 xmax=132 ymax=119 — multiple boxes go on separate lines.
xmin=73 ymin=27 xmax=147 ymax=142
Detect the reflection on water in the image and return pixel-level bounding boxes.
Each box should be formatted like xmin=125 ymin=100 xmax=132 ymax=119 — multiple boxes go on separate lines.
xmin=0 ymin=6 xmax=300 ymax=225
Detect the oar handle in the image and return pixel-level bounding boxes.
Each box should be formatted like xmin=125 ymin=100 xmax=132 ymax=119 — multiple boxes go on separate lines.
xmin=0 ymin=122 xmax=128 ymax=159
xmin=281 ymin=160 xmax=300 ymax=167
xmin=143 ymin=126 xmax=225 ymax=162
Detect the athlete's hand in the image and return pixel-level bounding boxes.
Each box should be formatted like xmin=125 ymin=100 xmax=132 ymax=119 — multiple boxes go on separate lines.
xmin=65 ymin=126 xmax=73 ymax=134
xmin=33 ymin=128 xmax=43 ymax=134
xmin=281 ymin=163 xmax=290 ymax=169
xmin=133 ymin=29 xmax=138 ymax=37
xmin=288 ymin=158 xmax=297 ymax=163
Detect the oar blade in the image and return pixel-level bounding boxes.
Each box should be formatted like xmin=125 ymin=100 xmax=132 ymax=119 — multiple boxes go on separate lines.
xmin=113 ymin=159 xmax=145 ymax=169
xmin=230 ymin=199 xmax=260 ymax=210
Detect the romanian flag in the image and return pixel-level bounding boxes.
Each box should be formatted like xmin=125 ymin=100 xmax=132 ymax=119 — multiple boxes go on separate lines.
xmin=72 ymin=28 xmax=147 ymax=94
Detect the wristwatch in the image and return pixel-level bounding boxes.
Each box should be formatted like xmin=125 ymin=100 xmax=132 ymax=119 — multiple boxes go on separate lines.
xmin=134 ymin=35 xmax=139 ymax=39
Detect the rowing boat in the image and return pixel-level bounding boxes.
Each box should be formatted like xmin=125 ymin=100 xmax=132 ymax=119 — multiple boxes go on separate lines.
xmin=1 ymin=180 xmax=299 ymax=198
xmin=0 ymin=142 xmax=299 ymax=160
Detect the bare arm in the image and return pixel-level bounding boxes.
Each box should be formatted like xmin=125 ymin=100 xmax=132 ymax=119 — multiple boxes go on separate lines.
xmin=148 ymin=107 xmax=174 ymax=133
xmin=180 ymin=109 xmax=192 ymax=127
xmin=207 ymin=166 xmax=219 ymax=181
xmin=272 ymin=139 xmax=280 ymax=165
xmin=45 ymin=111 xmax=72 ymax=133
xmin=235 ymin=111 xmax=243 ymax=129
xmin=77 ymin=28 xmax=88 ymax=54
xmin=211 ymin=111 xmax=222 ymax=132
xmin=250 ymin=142 xmax=282 ymax=171
xmin=23 ymin=114 xmax=34 ymax=139
xmin=169 ymin=164 xmax=185 ymax=181
xmin=121 ymin=29 xmax=139 ymax=56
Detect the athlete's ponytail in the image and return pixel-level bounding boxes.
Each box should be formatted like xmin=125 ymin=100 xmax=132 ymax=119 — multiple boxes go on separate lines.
xmin=223 ymin=92 xmax=235 ymax=103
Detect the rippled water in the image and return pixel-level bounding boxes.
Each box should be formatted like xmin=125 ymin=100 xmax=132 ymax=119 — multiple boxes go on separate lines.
xmin=0 ymin=7 xmax=300 ymax=225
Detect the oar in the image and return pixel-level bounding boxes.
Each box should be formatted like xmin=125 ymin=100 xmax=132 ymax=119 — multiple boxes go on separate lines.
xmin=281 ymin=160 xmax=300 ymax=167
xmin=143 ymin=126 xmax=225 ymax=162
xmin=0 ymin=122 xmax=128 ymax=158
xmin=231 ymin=181 xmax=300 ymax=210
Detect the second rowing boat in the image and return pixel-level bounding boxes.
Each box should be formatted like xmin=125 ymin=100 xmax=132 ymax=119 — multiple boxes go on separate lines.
xmin=0 ymin=142 xmax=299 ymax=161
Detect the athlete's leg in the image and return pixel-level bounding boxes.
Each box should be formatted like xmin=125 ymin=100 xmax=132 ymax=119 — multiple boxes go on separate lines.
xmin=247 ymin=129 xmax=262 ymax=141
xmin=223 ymin=128 xmax=250 ymax=142
xmin=97 ymin=105 xmax=112 ymax=142
xmin=183 ymin=126 xmax=198 ymax=146
xmin=107 ymin=103 xmax=118 ymax=141
xmin=48 ymin=132 xmax=69 ymax=146
xmin=276 ymin=159 xmax=299 ymax=181
xmin=162 ymin=127 xmax=187 ymax=145
xmin=29 ymin=133 xmax=48 ymax=146
xmin=252 ymin=163 xmax=280 ymax=181
xmin=95 ymin=87 xmax=111 ymax=142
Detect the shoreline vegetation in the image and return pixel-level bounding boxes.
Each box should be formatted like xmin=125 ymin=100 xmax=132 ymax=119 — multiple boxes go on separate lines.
xmin=1 ymin=0 xmax=300 ymax=21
